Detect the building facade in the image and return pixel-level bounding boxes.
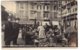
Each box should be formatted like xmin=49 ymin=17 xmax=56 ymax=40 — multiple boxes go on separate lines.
xmin=16 ymin=0 xmax=61 ymax=25
xmin=61 ymin=0 xmax=77 ymax=31
xmin=16 ymin=0 xmax=77 ymax=29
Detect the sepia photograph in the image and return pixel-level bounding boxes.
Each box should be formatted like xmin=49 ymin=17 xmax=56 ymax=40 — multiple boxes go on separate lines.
xmin=1 ymin=0 xmax=78 ymax=47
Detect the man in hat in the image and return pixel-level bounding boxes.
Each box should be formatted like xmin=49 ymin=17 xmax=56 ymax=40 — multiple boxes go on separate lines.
xmin=12 ymin=18 xmax=20 ymax=45
xmin=4 ymin=18 xmax=13 ymax=46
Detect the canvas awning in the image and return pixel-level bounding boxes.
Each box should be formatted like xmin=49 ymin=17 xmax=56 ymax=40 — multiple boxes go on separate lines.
xmin=65 ymin=27 xmax=77 ymax=33
xmin=19 ymin=20 xmax=34 ymax=24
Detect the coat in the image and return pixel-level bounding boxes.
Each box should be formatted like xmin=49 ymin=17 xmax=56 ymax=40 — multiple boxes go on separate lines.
xmin=38 ymin=26 xmax=46 ymax=39
xmin=12 ymin=22 xmax=20 ymax=40
xmin=4 ymin=21 xmax=13 ymax=41
xmin=4 ymin=22 xmax=20 ymax=42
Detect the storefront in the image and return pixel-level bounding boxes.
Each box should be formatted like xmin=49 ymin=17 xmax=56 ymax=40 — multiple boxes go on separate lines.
xmin=63 ymin=14 xmax=77 ymax=32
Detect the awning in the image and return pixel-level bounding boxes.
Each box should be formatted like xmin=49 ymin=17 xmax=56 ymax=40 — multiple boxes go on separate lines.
xmin=65 ymin=27 xmax=77 ymax=33
xmin=19 ymin=20 xmax=34 ymax=24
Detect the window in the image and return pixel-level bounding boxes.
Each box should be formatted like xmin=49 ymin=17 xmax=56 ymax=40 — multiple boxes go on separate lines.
xmin=73 ymin=8 xmax=75 ymax=12
xmin=37 ymin=12 xmax=41 ymax=19
xmin=44 ymin=5 xmax=49 ymax=10
xmin=40 ymin=5 xmax=42 ymax=10
xmin=25 ymin=11 xmax=28 ymax=17
xmin=31 ymin=11 xmax=36 ymax=14
xmin=58 ymin=4 xmax=61 ymax=7
xmin=19 ymin=10 xmax=24 ymax=18
xmin=53 ymin=5 xmax=58 ymax=10
xmin=75 ymin=1 xmax=77 ymax=5
xmin=31 ymin=11 xmax=34 ymax=14
xmin=68 ymin=9 xmax=71 ymax=13
xmin=44 ymin=12 xmax=49 ymax=18
xmin=37 ymin=5 xmax=39 ymax=9
xmin=75 ymin=8 xmax=77 ymax=11
xmin=20 ymin=3 xmax=24 ymax=9
xmin=31 ymin=3 xmax=35 ymax=9
xmin=47 ymin=5 xmax=49 ymax=10
xmin=54 ymin=12 xmax=57 ymax=18
xmin=54 ymin=6 xmax=57 ymax=10
xmin=44 ymin=13 xmax=48 ymax=18
xmin=65 ymin=0 xmax=68 ymax=4
xmin=31 ymin=5 xmax=34 ymax=9
xmin=37 ymin=5 xmax=42 ymax=10
xmin=43 ymin=5 xmax=45 ymax=10
xmin=54 ymin=1 xmax=57 ymax=4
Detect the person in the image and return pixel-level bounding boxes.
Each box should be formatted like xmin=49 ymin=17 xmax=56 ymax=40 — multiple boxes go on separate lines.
xmin=4 ymin=18 xmax=13 ymax=46
xmin=12 ymin=19 xmax=20 ymax=45
xmin=25 ymin=27 xmax=34 ymax=45
xmin=46 ymin=28 xmax=53 ymax=46
xmin=53 ymin=25 xmax=61 ymax=44
xmin=22 ymin=25 xmax=27 ymax=40
xmin=64 ymin=25 xmax=75 ymax=46
xmin=37 ymin=23 xmax=46 ymax=46
xmin=32 ymin=28 xmax=39 ymax=47
xmin=44 ymin=23 xmax=50 ymax=33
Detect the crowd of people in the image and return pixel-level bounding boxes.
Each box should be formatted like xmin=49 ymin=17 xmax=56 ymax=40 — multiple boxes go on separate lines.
xmin=21 ymin=22 xmax=64 ymax=47
xmin=2 ymin=18 xmax=77 ymax=47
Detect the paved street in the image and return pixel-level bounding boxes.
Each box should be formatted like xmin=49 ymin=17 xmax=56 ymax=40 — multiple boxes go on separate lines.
xmin=2 ymin=30 xmax=77 ymax=47
xmin=2 ymin=31 xmax=68 ymax=47
xmin=2 ymin=31 xmax=25 ymax=47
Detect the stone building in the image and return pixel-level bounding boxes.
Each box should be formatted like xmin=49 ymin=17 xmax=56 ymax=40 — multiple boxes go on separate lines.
xmin=16 ymin=0 xmax=61 ymax=25
xmin=61 ymin=0 xmax=77 ymax=31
